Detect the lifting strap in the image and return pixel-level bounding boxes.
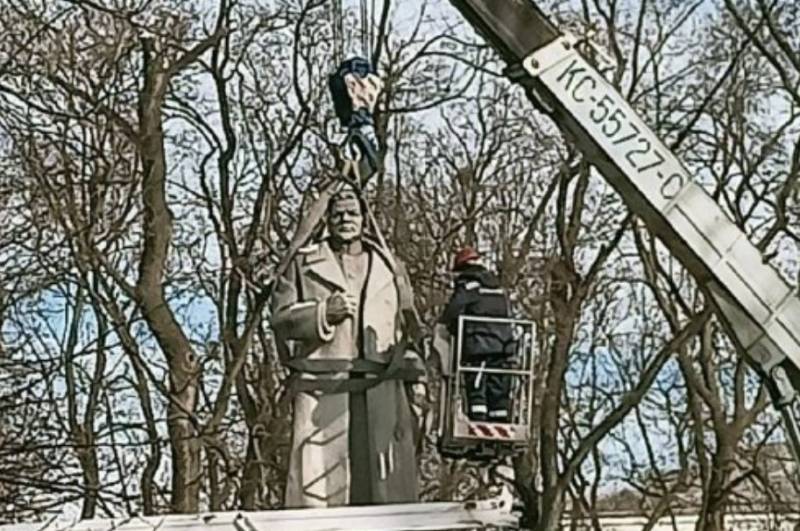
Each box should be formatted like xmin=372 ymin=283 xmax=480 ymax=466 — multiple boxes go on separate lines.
xmin=283 ymin=343 xmax=425 ymax=397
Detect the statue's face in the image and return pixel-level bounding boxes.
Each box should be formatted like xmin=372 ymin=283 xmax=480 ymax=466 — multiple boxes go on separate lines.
xmin=328 ymin=196 xmax=364 ymax=243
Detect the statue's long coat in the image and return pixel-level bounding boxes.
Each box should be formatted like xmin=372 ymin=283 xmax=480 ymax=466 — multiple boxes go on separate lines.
xmin=271 ymin=238 xmax=419 ymax=507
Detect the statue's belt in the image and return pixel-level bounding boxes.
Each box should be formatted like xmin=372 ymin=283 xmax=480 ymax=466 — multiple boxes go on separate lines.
xmin=283 ymin=352 xmax=425 ymax=395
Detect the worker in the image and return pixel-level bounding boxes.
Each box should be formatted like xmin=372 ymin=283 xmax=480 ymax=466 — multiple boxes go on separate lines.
xmin=439 ymin=247 xmax=515 ymax=423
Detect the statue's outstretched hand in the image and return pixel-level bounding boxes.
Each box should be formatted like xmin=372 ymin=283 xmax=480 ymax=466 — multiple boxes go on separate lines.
xmin=326 ymin=292 xmax=357 ymax=325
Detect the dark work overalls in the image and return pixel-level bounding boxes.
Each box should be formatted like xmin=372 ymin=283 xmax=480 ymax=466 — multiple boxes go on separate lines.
xmin=440 ymin=266 xmax=515 ymax=422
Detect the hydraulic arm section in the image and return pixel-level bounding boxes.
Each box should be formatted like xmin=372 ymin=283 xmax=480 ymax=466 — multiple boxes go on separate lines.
xmin=448 ymin=0 xmax=800 ymax=463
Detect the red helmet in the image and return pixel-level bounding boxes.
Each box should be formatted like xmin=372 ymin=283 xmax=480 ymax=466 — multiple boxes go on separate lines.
xmin=453 ymin=247 xmax=481 ymax=271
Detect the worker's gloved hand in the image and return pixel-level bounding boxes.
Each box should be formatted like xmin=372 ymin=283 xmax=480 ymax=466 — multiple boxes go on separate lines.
xmin=325 ymin=292 xmax=357 ymax=325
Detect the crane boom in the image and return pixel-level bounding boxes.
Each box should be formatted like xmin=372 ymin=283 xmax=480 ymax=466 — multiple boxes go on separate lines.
xmin=447 ymin=0 xmax=800 ymax=462
xmin=0 ymin=492 xmax=517 ymax=531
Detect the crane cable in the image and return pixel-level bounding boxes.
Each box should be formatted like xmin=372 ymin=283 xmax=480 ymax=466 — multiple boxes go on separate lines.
xmin=331 ymin=0 xmax=370 ymax=64
xmin=369 ymin=0 xmax=376 ymax=66
xmin=332 ymin=0 xmax=344 ymax=66
xmin=360 ymin=0 xmax=369 ymax=63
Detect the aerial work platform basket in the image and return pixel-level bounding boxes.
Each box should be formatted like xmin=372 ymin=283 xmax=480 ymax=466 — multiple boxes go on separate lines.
xmin=437 ymin=316 xmax=537 ymax=459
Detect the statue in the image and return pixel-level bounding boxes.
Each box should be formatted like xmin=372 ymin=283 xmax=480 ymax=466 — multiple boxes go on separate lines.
xmin=271 ymin=186 xmax=423 ymax=507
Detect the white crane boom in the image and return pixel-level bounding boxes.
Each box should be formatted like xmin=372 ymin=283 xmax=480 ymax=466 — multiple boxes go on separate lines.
xmin=448 ymin=0 xmax=800 ymax=463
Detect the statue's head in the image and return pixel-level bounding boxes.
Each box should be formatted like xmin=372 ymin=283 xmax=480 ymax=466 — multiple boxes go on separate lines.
xmin=326 ymin=186 xmax=364 ymax=244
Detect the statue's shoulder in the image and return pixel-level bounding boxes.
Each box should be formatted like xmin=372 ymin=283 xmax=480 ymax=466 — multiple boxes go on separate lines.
xmin=364 ymin=237 xmax=400 ymax=271
xmin=363 ymin=236 xmax=396 ymax=258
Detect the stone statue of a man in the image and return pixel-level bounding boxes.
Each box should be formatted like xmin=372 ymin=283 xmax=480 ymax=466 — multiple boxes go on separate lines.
xmin=271 ymin=186 xmax=422 ymax=507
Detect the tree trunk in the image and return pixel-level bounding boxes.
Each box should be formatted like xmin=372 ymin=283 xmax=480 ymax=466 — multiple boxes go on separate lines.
xmin=536 ymin=283 xmax=580 ymax=529
xmin=64 ymin=290 xmax=104 ymax=519
xmin=237 ymin=351 xmax=288 ymax=510
xmin=239 ymin=436 xmax=261 ymax=510
xmin=512 ymin=452 xmax=540 ymax=529
xmin=539 ymin=488 xmax=567 ymax=531
xmin=77 ymin=440 xmax=100 ymax=519
xmin=697 ymin=443 xmax=734 ymax=531
xmin=135 ymin=38 xmax=201 ymax=513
